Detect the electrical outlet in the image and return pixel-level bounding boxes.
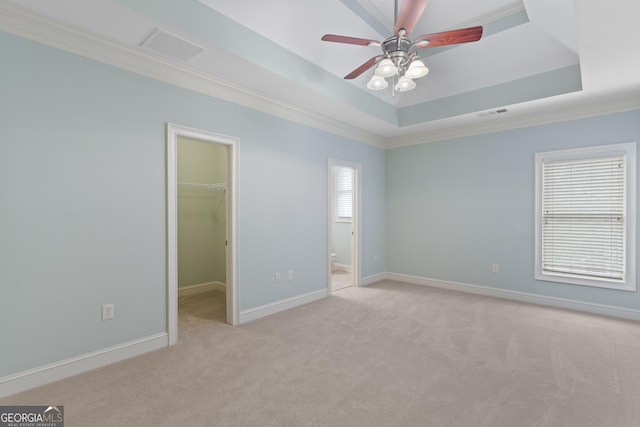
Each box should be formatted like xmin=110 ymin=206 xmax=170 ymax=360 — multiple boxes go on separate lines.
xmin=288 ymin=270 xmax=294 ymax=281
xmin=492 ymin=264 xmax=499 ymax=273
xmin=102 ymin=303 xmax=114 ymax=320
xmin=275 ymin=272 xmax=281 ymax=283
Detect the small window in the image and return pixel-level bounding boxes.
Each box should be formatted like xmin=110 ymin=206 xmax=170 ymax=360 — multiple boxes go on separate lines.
xmin=535 ymin=142 xmax=636 ymax=290
xmin=335 ymin=166 xmax=353 ymax=222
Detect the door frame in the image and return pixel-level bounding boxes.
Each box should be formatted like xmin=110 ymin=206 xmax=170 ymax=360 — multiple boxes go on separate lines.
xmin=166 ymin=123 xmax=239 ymax=345
xmin=327 ymin=158 xmax=361 ymax=292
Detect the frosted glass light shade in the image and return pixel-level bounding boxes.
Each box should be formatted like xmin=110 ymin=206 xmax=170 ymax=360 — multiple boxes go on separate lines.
xmin=395 ymin=75 xmax=416 ymax=91
xmin=405 ymin=59 xmax=429 ymax=79
xmin=367 ymin=75 xmax=388 ymax=90
xmin=375 ymin=59 xmax=398 ymax=77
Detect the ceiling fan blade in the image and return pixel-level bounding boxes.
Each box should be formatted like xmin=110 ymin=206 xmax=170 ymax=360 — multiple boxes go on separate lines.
xmin=344 ymin=56 xmax=384 ymax=79
xmin=414 ymin=26 xmax=483 ymax=48
xmin=321 ymin=34 xmax=381 ymax=47
xmin=394 ymin=0 xmax=429 ymax=36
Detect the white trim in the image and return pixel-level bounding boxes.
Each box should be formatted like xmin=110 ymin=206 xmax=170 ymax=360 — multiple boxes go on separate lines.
xmin=385 ymin=272 xmax=640 ymax=322
xmin=360 ymin=272 xmax=386 ymax=286
xmin=0 ymin=333 xmax=167 ymax=399
xmin=167 ymin=123 xmax=240 ymax=348
xmin=0 ymin=2 xmax=384 ymax=148
xmin=239 ymin=290 xmax=328 ymax=324
xmin=178 ymin=281 xmax=226 ymax=296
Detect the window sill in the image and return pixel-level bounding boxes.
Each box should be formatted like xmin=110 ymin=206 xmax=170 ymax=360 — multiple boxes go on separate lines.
xmin=335 ymin=218 xmax=352 ymax=224
xmin=535 ymin=271 xmax=636 ymax=292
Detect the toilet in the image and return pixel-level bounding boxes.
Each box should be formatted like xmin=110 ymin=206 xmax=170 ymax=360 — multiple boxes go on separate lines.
xmin=330 ymin=253 xmax=337 ymax=272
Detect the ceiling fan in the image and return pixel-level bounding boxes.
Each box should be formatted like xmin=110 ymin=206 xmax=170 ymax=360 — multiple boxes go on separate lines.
xmin=321 ymin=0 xmax=483 ymax=92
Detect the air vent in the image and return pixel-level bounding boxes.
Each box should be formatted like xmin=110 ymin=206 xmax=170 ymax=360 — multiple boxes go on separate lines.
xmin=140 ymin=29 xmax=205 ymax=62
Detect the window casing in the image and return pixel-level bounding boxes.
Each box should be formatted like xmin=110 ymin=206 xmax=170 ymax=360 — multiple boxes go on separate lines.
xmin=535 ymin=143 xmax=636 ymax=291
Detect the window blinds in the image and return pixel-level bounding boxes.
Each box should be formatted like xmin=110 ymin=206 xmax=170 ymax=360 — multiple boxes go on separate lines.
xmin=541 ymin=155 xmax=625 ymax=280
xmin=336 ymin=167 xmax=353 ymax=219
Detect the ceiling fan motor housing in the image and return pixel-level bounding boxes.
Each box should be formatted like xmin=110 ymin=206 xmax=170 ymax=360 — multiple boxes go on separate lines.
xmin=382 ymin=36 xmax=414 ymax=73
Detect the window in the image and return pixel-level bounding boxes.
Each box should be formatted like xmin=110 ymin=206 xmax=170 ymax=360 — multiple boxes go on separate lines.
xmin=535 ymin=142 xmax=636 ymax=290
xmin=335 ymin=166 xmax=353 ymax=222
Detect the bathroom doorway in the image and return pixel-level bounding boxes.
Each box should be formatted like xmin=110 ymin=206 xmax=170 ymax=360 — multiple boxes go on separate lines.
xmin=328 ymin=159 xmax=361 ymax=293
xmin=167 ymin=124 xmax=239 ymax=345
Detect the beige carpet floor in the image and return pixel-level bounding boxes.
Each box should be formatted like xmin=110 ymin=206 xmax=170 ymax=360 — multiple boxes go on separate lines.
xmin=331 ymin=270 xmax=353 ymax=292
xmin=3 ymin=280 xmax=640 ymax=426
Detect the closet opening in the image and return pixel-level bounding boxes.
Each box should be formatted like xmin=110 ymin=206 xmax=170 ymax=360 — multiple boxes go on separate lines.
xmin=167 ymin=124 xmax=239 ymax=345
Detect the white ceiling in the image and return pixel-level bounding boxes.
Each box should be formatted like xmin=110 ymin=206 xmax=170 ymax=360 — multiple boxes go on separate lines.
xmin=3 ymin=0 xmax=640 ymax=144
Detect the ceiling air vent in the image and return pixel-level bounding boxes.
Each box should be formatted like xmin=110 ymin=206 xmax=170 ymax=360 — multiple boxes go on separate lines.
xmin=140 ymin=29 xmax=206 ymax=62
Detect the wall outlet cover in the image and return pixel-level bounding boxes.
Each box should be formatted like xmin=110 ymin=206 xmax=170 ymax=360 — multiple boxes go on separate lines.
xmin=101 ymin=303 xmax=114 ymax=320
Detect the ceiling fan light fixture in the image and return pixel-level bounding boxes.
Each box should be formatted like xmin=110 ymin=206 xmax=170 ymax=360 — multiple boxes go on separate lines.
xmin=375 ymin=58 xmax=398 ymax=78
xmin=405 ymin=59 xmax=429 ymax=79
xmin=395 ymin=75 xmax=416 ymax=92
xmin=321 ymin=1 xmax=484 ymax=94
xmin=367 ymin=75 xmax=389 ymax=90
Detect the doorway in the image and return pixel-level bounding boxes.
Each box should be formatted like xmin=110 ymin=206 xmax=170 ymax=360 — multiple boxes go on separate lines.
xmin=328 ymin=159 xmax=361 ymax=293
xmin=167 ymin=123 xmax=239 ymax=345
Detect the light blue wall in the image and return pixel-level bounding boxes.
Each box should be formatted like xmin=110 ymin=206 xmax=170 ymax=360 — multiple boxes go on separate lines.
xmin=387 ymin=109 xmax=640 ymax=309
xmin=0 ymin=32 xmax=386 ymax=378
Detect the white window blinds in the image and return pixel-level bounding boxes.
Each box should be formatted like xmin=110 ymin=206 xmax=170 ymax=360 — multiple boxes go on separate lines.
xmin=335 ymin=166 xmax=353 ymax=220
xmin=541 ymin=155 xmax=625 ymax=280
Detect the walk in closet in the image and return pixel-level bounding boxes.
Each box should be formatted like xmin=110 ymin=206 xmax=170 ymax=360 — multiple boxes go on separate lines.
xmin=177 ymin=137 xmax=227 ymax=292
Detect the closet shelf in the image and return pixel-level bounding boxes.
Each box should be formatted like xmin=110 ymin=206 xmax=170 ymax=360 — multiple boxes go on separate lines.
xmin=177 ymin=181 xmax=226 ymax=191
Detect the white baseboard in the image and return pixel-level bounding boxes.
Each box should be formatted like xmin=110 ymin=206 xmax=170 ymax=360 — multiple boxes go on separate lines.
xmin=0 ymin=333 xmax=168 ymax=399
xmin=385 ymin=272 xmax=640 ymax=322
xmin=360 ymin=272 xmax=386 ymax=286
xmin=239 ymin=289 xmax=328 ymax=324
xmin=178 ymin=281 xmax=226 ymax=296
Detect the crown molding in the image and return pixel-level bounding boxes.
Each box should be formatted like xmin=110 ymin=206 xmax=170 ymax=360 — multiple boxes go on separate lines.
xmin=386 ymin=87 xmax=640 ymax=148
xmin=0 ymin=2 xmax=386 ymax=148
